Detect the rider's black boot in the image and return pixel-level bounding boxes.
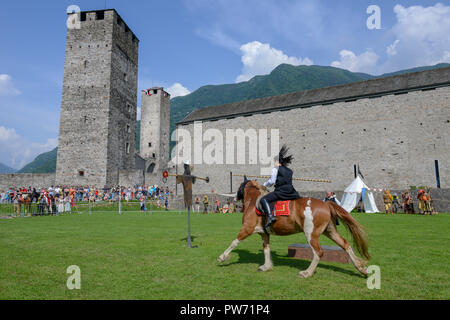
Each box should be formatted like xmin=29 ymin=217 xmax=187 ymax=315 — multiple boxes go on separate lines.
xmin=261 ymin=198 xmax=276 ymax=228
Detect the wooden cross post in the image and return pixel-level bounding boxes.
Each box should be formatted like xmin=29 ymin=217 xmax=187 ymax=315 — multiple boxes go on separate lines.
xmin=164 ymin=164 xmax=209 ymax=248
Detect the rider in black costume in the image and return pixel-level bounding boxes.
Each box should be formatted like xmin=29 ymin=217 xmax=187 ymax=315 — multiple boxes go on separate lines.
xmin=260 ymin=145 xmax=300 ymax=228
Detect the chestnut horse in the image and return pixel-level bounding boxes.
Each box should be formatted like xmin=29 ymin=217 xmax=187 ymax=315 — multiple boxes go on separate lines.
xmin=217 ymin=177 xmax=370 ymax=278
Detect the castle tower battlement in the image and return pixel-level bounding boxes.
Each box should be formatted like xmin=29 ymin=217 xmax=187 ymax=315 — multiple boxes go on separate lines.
xmin=56 ymin=9 xmax=139 ymax=187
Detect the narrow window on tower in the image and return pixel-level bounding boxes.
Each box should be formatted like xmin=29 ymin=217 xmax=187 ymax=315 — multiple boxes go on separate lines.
xmin=84 ymin=60 xmax=88 ymax=68
xmin=124 ymin=73 xmax=128 ymax=82
xmin=127 ymin=104 xmax=132 ymax=113
xmin=96 ymin=11 xmax=104 ymax=20
xmin=148 ymin=142 xmax=152 ymax=147
xmin=126 ymin=124 xmax=130 ymax=133
xmin=126 ymin=142 xmax=130 ymax=154
xmin=78 ymin=170 xmax=85 ymax=177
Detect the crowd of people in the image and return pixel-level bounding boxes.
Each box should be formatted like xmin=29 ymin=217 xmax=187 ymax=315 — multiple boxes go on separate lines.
xmin=0 ymin=185 xmax=175 ymax=217
xmin=193 ymin=195 xmax=238 ymax=214
xmin=1 ymin=185 xmax=438 ymax=217
xmin=382 ymin=188 xmax=436 ymax=215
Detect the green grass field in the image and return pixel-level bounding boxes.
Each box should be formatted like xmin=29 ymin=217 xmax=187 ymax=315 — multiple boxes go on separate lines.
xmin=0 ymin=206 xmax=449 ymax=300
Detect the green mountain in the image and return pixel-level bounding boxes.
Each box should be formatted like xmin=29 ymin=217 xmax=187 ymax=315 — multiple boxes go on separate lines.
xmin=377 ymin=63 xmax=450 ymax=78
xmin=17 ymin=147 xmax=58 ymax=173
xmin=169 ymin=64 xmax=373 ymax=134
xmin=17 ymin=63 xmax=449 ymax=173
xmin=0 ymin=162 xmax=16 ymax=173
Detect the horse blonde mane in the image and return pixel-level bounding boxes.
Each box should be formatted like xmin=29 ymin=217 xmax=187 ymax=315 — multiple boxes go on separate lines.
xmin=246 ymin=180 xmax=269 ymax=196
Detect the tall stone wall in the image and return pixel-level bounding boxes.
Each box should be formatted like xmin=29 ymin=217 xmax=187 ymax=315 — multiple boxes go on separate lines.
xmin=175 ymin=86 xmax=449 ymax=195
xmin=118 ymin=169 xmax=144 ymax=187
xmin=0 ymin=174 xmax=56 ymax=191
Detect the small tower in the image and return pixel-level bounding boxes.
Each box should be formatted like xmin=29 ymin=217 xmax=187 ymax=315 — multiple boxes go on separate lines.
xmin=140 ymin=87 xmax=171 ymax=177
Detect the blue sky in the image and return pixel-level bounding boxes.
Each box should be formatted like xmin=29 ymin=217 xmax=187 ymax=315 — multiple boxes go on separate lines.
xmin=0 ymin=0 xmax=449 ymax=169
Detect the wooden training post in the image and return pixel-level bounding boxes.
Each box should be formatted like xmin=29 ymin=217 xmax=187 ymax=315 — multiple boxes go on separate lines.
xmin=288 ymin=243 xmax=350 ymax=264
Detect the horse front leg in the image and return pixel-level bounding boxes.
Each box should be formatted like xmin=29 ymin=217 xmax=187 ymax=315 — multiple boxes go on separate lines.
xmin=258 ymin=233 xmax=273 ymax=272
xmin=217 ymin=228 xmax=251 ymax=263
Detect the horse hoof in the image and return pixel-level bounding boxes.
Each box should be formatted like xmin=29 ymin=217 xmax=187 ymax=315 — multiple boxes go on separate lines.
xmin=298 ymin=270 xmax=311 ymax=278
xmin=258 ymin=265 xmax=272 ymax=272
xmin=217 ymin=255 xmax=230 ymax=263
xmin=361 ymin=268 xmax=368 ymax=277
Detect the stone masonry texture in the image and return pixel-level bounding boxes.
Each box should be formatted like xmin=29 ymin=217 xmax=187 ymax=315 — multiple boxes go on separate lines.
xmin=175 ymin=86 xmax=449 ymax=196
xmin=55 ymin=9 xmax=138 ymax=187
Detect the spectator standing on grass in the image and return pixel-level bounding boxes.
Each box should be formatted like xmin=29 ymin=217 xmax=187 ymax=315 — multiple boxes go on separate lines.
xmin=31 ymin=188 xmax=39 ymax=203
xmin=13 ymin=192 xmax=21 ymax=217
xmin=140 ymin=196 xmax=145 ymax=211
xmin=194 ymin=195 xmax=201 ymax=213
xmin=8 ymin=188 xmax=14 ymax=203
xmin=164 ymin=197 xmax=168 ymax=211
xmin=37 ymin=193 xmax=45 ymax=216
xmin=417 ymin=189 xmax=427 ymax=215
xmin=383 ymin=190 xmax=393 ymax=214
xmin=156 ymin=197 xmax=161 ymax=208
xmin=65 ymin=196 xmax=71 ymax=213
xmin=58 ymin=196 xmax=64 ymax=213
xmin=215 ymin=198 xmax=220 ymax=213
xmin=202 ymin=194 xmax=209 ymax=214
xmin=51 ymin=193 xmax=57 ymax=215
xmin=228 ymin=200 xmax=236 ymax=213
xmin=392 ymin=193 xmax=400 ymax=213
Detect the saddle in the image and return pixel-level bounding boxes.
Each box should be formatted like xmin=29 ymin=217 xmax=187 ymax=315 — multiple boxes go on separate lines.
xmin=255 ymin=196 xmax=291 ymax=216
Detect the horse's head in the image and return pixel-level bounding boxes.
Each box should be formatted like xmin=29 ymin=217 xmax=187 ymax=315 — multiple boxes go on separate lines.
xmin=236 ymin=175 xmax=250 ymax=201
xmin=236 ymin=176 xmax=265 ymax=202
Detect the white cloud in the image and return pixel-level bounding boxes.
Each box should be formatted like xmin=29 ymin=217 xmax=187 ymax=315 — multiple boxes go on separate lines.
xmin=0 ymin=126 xmax=20 ymax=141
xmin=331 ymin=49 xmax=379 ymax=74
xmin=380 ymin=3 xmax=450 ymax=72
xmin=236 ymin=41 xmax=313 ymax=82
xmin=0 ymin=125 xmax=57 ymax=169
xmin=330 ymin=3 xmax=450 ymax=74
xmin=166 ymin=83 xmax=191 ymax=98
xmin=0 ymin=74 xmax=21 ymax=96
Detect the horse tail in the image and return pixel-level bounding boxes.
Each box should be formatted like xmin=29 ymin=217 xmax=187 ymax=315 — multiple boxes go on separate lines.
xmin=327 ymin=201 xmax=370 ymax=260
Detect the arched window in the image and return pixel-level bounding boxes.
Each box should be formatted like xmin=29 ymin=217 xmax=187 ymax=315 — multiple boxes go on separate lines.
xmin=147 ymin=163 xmax=155 ymax=173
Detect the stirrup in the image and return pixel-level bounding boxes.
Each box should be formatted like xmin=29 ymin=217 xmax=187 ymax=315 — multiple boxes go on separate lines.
xmin=265 ymin=214 xmax=276 ymax=228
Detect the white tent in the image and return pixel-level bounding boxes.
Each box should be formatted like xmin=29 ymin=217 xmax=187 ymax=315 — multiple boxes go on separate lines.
xmin=340 ymin=176 xmax=379 ymax=213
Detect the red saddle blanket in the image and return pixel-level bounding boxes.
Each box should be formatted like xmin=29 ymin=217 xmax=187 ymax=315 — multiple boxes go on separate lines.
xmin=256 ymin=200 xmax=291 ymax=216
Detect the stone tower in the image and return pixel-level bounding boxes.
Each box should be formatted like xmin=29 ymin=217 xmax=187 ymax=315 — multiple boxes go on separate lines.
xmin=140 ymin=87 xmax=171 ymax=178
xmin=56 ymin=9 xmax=139 ymax=187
